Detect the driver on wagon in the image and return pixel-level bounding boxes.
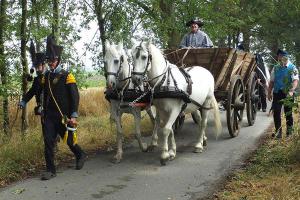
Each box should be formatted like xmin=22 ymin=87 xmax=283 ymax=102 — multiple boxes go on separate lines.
xmin=179 ymin=18 xmax=213 ymax=48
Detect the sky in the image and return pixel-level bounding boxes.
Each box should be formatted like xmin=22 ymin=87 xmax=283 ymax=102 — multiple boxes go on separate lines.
xmin=74 ymin=20 xmax=99 ymax=72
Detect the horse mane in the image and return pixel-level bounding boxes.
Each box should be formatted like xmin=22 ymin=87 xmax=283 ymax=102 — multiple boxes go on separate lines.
xmin=148 ymin=43 xmax=165 ymax=68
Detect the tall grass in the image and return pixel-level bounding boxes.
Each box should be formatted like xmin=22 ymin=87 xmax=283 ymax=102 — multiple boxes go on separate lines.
xmin=0 ymin=88 xmax=153 ymax=187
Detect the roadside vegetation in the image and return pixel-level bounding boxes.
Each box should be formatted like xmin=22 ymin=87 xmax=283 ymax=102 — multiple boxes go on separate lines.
xmin=0 ymin=84 xmax=153 ymax=187
xmin=216 ymin=100 xmax=300 ymax=200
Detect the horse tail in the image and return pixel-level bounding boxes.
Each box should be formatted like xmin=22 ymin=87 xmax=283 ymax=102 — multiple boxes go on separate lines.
xmin=211 ymin=95 xmax=222 ymax=138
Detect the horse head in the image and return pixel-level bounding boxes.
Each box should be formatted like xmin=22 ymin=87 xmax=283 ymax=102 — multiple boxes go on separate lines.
xmin=131 ymin=40 xmax=153 ymax=86
xmin=104 ymin=40 xmax=129 ymax=90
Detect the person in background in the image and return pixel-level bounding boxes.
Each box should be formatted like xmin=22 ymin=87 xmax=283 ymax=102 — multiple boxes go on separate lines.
xmin=267 ymin=49 xmax=299 ymax=139
xmin=255 ymin=54 xmax=267 ymax=112
xmin=19 ymin=41 xmax=46 ymax=114
xmin=179 ymin=18 xmax=213 ymax=48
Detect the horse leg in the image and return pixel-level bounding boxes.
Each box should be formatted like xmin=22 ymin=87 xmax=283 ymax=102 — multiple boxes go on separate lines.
xmin=168 ymin=128 xmax=176 ymax=160
xmin=146 ymin=106 xmax=155 ymax=125
xmin=160 ymin=126 xmax=172 ymax=165
xmin=194 ymin=102 xmax=210 ymax=153
xmin=133 ymin=108 xmax=147 ymax=152
xmin=111 ymin=107 xmax=123 ymax=163
xmin=147 ymin=112 xmax=159 ymax=152
xmin=160 ymin=110 xmax=179 ymax=165
xmin=192 ymin=110 xmax=207 ymax=146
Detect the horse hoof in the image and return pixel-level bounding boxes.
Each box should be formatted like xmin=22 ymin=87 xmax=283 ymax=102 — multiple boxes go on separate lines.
xmin=168 ymin=150 xmax=176 ymax=160
xmin=111 ymin=157 xmax=121 ymax=164
xmin=193 ymin=147 xmax=203 ymax=153
xmin=203 ymin=140 xmax=207 ymax=147
xmin=141 ymin=143 xmax=148 ymax=152
xmin=160 ymin=158 xmax=168 ymax=166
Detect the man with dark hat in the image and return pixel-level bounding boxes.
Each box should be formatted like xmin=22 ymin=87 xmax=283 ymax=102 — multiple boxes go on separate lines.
xmin=40 ymin=35 xmax=86 ymax=180
xmin=19 ymin=41 xmax=46 ymax=114
xmin=267 ymin=49 xmax=299 ymax=139
xmin=179 ymin=18 xmax=213 ymax=48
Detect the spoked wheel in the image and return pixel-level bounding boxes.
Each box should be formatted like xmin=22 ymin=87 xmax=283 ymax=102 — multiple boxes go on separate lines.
xmin=246 ymin=72 xmax=259 ymax=126
xmin=226 ymin=75 xmax=245 ymax=137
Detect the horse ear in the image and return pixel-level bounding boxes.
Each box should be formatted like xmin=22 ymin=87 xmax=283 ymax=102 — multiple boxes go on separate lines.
xmin=105 ymin=40 xmax=110 ymax=49
xmin=146 ymin=38 xmax=152 ymax=48
xmin=117 ymin=40 xmax=123 ymax=51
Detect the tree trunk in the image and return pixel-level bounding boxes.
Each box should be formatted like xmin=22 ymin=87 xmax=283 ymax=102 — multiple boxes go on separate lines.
xmin=159 ymin=0 xmax=180 ymax=48
xmin=0 ymin=0 xmax=9 ymax=135
xmin=242 ymin=30 xmax=250 ymax=52
xmin=52 ymin=0 xmax=60 ymax=43
xmin=21 ymin=0 xmax=29 ymax=133
xmin=227 ymin=35 xmax=232 ymax=48
xmin=93 ymin=0 xmax=106 ymax=63
xmin=31 ymin=0 xmax=42 ymax=51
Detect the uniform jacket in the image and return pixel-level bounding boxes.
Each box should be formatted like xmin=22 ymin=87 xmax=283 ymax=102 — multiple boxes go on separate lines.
xmin=43 ymin=66 xmax=79 ymax=118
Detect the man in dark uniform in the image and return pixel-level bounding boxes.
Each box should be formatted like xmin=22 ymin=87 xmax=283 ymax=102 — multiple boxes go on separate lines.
xmin=268 ymin=49 xmax=299 ymax=139
xmin=19 ymin=41 xmax=46 ymax=113
xmin=41 ymin=35 xmax=86 ymax=180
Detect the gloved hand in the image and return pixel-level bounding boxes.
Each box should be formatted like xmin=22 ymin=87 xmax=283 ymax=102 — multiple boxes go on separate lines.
xmin=18 ymin=100 xmax=26 ymax=109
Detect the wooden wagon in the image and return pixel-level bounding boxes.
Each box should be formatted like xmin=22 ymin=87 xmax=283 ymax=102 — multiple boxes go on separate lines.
xmin=164 ymin=48 xmax=259 ymax=137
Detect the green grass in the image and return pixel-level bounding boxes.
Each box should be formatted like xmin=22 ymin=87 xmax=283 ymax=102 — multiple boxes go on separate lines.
xmin=216 ymin=129 xmax=300 ymax=200
xmin=83 ymin=74 xmax=106 ymax=88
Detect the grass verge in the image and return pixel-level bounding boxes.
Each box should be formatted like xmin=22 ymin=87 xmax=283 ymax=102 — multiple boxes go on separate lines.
xmin=215 ymin=123 xmax=300 ymax=199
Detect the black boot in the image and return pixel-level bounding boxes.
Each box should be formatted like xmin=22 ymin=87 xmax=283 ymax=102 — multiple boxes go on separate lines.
xmin=41 ymin=171 xmax=56 ymax=180
xmin=76 ymin=152 xmax=87 ymax=170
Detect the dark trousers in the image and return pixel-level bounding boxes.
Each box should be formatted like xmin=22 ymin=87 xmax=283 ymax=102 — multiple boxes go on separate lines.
xmin=272 ymin=90 xmax=294 ymax=135
xmin=42 ymin=110 xmax=84 ymax=173
xmin=258 ymin=84 xmax=267 ymax=110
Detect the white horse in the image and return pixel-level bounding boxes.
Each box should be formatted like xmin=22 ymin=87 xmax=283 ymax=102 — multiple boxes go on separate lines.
xmin=131 ymin=41 xmax=222 ymax=165
xmin=104 ymin=41 xmax=159 ymax=163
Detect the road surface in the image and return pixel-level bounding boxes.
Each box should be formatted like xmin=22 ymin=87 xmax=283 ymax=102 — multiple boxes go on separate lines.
xmin=0 ymin=110 xmax=272 ymax=200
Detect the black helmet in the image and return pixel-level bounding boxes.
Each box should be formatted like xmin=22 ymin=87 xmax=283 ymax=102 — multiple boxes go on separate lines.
xmin=45 ymin=34 xmax=63 ymax=61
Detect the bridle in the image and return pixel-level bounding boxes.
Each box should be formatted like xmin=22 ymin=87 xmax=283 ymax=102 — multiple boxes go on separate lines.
xmin=104 ymin=54 xmax=124 ymax=79
xmin=132 ymin=42 xmax=152 ymax=77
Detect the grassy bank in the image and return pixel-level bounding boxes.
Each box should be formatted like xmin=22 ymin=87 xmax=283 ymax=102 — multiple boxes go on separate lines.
xmin=216 ymin=112 xmax=300 ymax=199
xmin=0 ymin=88 xmax=153 ymax=187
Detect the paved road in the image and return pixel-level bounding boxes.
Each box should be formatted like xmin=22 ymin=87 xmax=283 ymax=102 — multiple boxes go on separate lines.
xmin=0 ymin=110 xmax=272 ymax=200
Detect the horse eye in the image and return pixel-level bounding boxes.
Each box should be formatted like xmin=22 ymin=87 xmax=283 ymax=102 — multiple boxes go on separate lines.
xmin=114 ymin=59 xmax=119 ymax=64
xmin=141 ymin=55 xmax=147 ymax=60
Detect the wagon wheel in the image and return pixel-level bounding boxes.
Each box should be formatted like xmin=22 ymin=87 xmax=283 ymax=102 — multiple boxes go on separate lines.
xmin=226 ymin=75 xmax=245 ymax=137
xmin=246 ymin=72 xmax=259 ymax=126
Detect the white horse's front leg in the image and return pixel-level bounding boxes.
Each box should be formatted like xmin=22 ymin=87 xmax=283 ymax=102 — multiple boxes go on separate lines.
xmin=133 ymin=108 xmax=147 ymax=152
xmin=147 ymin=112 xmax=159 ymax=152
xmin=146 ymin=106 xmax=156 ymax=125
xmin=168 ymin=128 xmax=176 ymax=160
xmin=160 ymin=127 xmax=172 ymax=165
xmin=112 ymin=112 xmax=123 ymax=163
xmin=194 ymin=106 xmax=209 ymax=153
